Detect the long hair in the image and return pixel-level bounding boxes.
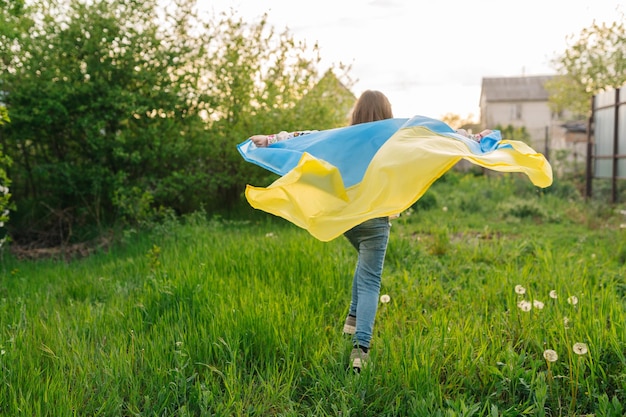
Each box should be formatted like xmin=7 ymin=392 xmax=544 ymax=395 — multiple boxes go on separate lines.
xmin=350 ymin=90 xmax=393 ymax=126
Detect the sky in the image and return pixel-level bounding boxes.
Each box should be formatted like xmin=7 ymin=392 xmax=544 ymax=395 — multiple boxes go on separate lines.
xmin=203 ymin=0 xmax=624 ymax=121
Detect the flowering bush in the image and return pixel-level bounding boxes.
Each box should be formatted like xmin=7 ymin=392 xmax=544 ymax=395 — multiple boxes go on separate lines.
xmin=0 ymin=106 xmax=12 ymax=248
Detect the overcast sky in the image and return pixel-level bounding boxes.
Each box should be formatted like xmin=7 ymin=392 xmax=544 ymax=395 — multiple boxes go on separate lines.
xmin=204 ymin=0 xmax=624 ymax=121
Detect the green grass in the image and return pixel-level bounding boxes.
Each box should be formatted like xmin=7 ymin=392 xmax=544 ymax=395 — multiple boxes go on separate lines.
xmin=1 ymin=172 xmax=626 ymax=416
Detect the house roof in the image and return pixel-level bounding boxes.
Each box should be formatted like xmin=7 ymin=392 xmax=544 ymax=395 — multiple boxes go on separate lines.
xmin=561 ymin=121 xmax=587 ymax=133
xmin=481 ymin=75 xmax=554 ymax=102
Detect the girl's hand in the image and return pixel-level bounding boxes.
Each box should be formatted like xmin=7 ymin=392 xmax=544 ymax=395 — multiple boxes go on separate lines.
xmin=456 ymin=129 xmax=493 ymax=142
xmin=477 ymin=129 xmax=493 ymax=140
xmin=249 ymin=135 xmax=268 ymax=147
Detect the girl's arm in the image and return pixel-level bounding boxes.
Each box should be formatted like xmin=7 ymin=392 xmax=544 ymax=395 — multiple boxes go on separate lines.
xmin=249 ymin=130 xmax=316 ymax=147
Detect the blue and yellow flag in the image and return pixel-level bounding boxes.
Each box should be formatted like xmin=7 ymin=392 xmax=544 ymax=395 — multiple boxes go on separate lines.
xmin=238 ymin=116 xmax=552 ymax=241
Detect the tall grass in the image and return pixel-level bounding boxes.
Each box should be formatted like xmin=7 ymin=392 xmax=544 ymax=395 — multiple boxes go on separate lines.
xmin=1 ymin=172 xmax=626 ymax=416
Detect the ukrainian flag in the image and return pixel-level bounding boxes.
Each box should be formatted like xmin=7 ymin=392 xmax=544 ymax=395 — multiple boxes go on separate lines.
xmin=237 ymin=115 xmax=552 ymax=241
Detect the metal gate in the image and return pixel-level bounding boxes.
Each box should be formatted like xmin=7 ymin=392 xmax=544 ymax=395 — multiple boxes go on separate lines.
xmin=586 ymin=86 xmax=626 ymax=203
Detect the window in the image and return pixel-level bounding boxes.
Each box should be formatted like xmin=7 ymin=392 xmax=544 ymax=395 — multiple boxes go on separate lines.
xmin=511 ymin=103 xmax=522 ymax=120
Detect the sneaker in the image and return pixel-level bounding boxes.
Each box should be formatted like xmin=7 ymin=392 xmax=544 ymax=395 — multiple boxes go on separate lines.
xmin=350 ymin=347 xmax=369 ymax=372
xmin=343 ymin=315 xmax=356 ymax=335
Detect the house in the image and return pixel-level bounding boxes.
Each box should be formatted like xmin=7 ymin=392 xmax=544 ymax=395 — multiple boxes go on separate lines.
xmin=479 ymin=75 xmax=576 ymax=160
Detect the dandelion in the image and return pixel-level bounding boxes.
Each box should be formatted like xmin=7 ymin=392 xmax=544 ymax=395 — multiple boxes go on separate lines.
xmin=573 ymin=342 xmax=588 ymax=355
xmin=567 ymin=295 xmax=578 ymax=305
xmin=549 ymin=290 xmax=558 ymax=299
xmin=442 ymin=206 xmax=448 ymax=212
xmin=265 ymin=232 xmax=275 ymax=238
xmin=380 ymin=294 xmax=391 ymax=303
xmin=517 ymin=300 xmax=532 ymax=312
xmin=515 ymin=285 xmax=526 ymax=295
xmin=563 ymin=316 xmax=570 ymax=328
xmin=543 ymin=349 xmax=558 ymax=362
xmin=543 ymin=348 xmax=558 ymax=383
xmin=533 ymin=300 xmax=544 ymax=309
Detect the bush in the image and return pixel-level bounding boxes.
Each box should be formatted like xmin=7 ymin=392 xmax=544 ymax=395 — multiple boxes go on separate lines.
xmin=0 ymin=106 xmax=12 ymax=248
xmin=498 ymin=198 xmax=548 ymax=220
xmin=1 ymin=2 xmax=349 ymax=244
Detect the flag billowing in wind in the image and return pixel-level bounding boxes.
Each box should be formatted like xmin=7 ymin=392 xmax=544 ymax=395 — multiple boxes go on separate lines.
xmin=237 ymin=115 xmax=553 ymax=241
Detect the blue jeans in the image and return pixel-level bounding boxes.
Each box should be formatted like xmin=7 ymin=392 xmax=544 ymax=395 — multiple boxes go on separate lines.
xmin=344 ymin=217 xmax=391 ymax=349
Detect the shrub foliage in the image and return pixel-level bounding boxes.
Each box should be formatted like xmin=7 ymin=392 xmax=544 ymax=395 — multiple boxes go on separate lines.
xmin=0 ymin=0 xmax=353 ymax=244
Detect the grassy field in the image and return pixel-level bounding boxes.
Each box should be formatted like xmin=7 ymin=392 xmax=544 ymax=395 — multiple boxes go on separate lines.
xmin=1 ymin=172 xmax=626 ymax=416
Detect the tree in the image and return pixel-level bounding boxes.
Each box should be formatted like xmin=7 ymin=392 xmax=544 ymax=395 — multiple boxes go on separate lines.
xmin=0 ymin=1 xmax=351 ymax=245
xmin=1 ymin=0 xmax=214 ymax=242
xmin=546 ymin=13 xmax=626 ymax=118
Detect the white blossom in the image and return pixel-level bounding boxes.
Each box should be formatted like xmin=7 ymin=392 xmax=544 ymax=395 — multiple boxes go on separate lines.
xmin=573 ymin=342 xmax=588 ymax=355
xmin=543 ymin=349 xmax=558 ymax=362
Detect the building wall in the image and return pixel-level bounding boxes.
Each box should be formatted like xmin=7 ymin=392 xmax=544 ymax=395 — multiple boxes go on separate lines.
xmin=483 ymin=101 xmax=577 ymax=163
xmin=480 ymin=76 xmax=588 ymax=175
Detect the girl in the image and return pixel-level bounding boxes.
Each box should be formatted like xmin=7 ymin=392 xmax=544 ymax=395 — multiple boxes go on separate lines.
xmin=249 ymin=90 xmax=488 ymax=371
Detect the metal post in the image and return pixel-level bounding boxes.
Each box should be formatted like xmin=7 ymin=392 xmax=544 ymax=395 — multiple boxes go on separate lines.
xmin=612 ymin=88 xmax=620 ymax=204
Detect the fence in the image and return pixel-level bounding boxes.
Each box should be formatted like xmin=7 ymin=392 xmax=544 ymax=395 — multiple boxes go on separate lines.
xmin=586 ymin=86 xmax=626 ymax=203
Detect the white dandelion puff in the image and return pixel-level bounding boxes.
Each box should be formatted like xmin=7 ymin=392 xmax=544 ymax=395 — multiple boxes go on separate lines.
xmin=573 ymin=342 xmax=588 ymax=355
xmin=517 ymin=300 xmax=532 ymax=312
xmin=533 ymin=300 xmax=545 ymax=309
xmin=265 ymin=232 xmax=275 ymax=238
xmin=549 ymin=290 xmax=558 ymax=299
xmin=442 ymin=206 xmax=448 ymax=212
xmin=543 ymin=349 xmax=558 ymax=362
xmin=568 ymin=295 xmax=579 ymax=305
xmin=380 ymin=294 xmax=391 ymax=303
xmin=515 ymin=285 xmax=526 ymax=295
xmin=563 ymin=316 xmax=571 ymax=328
